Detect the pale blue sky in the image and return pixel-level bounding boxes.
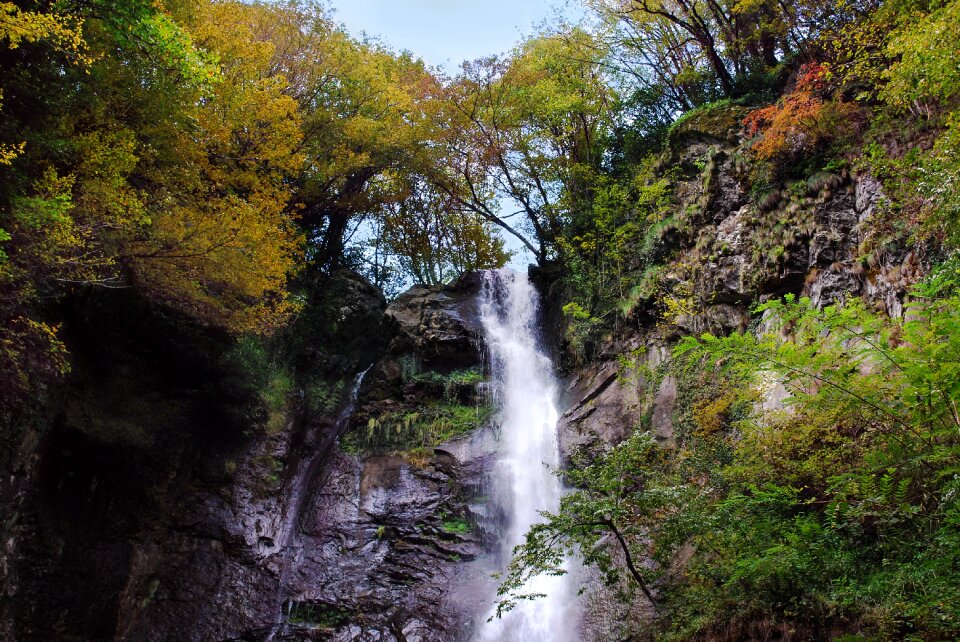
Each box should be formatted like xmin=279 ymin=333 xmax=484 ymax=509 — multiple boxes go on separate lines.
xmin=330 ymin=0 xmax=582 ymax=70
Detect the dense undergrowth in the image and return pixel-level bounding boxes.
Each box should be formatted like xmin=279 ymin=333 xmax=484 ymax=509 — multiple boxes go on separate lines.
xmin=505 ymin=272 xmax=960 ymax=638
xmin=344 ymin=364 xmax=491 ymax=459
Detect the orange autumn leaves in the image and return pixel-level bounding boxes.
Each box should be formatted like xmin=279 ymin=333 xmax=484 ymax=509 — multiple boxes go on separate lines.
xmin=744 ymin=63 xmax=859 ymax=163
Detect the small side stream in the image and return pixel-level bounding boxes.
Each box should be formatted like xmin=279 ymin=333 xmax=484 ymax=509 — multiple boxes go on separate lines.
xmin=266 ymin=366 xmax=371 ymax=641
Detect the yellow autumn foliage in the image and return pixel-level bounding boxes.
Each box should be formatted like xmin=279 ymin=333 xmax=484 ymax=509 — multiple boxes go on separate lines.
xmin=122 ymin=0 xmax=305 ymax=333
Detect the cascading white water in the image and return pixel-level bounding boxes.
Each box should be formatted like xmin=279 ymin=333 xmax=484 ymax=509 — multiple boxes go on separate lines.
xmin=476 ymin=270 xmax=578 ymax=642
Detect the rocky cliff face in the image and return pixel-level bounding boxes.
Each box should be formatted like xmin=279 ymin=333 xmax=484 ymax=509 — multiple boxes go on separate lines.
xmin=1 ymin=271 xmax=499 ymax=641
xmin=550 ymin=105 xmax=932 ymax=641
xmin=265 ymin=272 xmax=496 ymax=641
xmin=557 ymin=103 xmax=924 ymax=467
xmin=1 ymin=104 xmax=929 ymax=642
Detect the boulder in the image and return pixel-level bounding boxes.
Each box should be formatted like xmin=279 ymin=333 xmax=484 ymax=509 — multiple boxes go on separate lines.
xmin=384 ymin=272 xmax=484 ymax=370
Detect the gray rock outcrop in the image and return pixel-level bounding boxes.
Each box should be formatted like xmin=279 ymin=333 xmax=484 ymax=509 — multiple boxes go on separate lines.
xmin=2 ymin=271 xmax=496 ymax=642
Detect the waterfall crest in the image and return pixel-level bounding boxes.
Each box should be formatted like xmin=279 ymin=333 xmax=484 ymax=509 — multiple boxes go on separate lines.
xmin=476 ymin=270 xmax=578 ymax=642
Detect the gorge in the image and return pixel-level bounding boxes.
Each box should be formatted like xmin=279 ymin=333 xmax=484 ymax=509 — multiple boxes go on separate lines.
xmin=3 ymin=0 xmax=960 ymax=639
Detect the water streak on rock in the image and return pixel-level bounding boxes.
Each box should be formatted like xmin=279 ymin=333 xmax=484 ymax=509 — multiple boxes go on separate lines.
xmin=266 ymin=365 xmax=371 ymax=641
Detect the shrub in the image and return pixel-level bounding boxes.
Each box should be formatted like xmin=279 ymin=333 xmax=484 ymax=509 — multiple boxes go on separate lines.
xmin=743 ymin=64 xmax=859 ymax=171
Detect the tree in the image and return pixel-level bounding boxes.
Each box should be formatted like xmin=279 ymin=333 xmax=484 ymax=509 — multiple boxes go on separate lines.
xmin=376 ymin=174 xmax=509 ymax=285
xmin=0 ymin=0 xmax=91 ymax=415
xmin=588 ymin=0 xmax=862 ymax=102
xmin=495 ymin=431 xmax=669 ymax=617
xmin=590 ymin=0 xmax=726 ymax=109
xmin=0 ymin=0 xmax=309 ymax=413
xmin=231 ymin=0 xmax=510 ymax=283
xmin=742 ymin=62 xmax=858 ymax=170
xmin=123 ymin=0 xmax=305 ymax=332
xmin=437 ymin=29 xmax=614 ymax=266
xmin=258 ymin=4 xmax=441 ymax=270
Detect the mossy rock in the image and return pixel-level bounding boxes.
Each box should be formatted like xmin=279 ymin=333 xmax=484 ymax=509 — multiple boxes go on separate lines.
xmin=667 ymin=100 xmax=753 ymax=153
xmin=343 ymin=400 xmax=492 ymax=455
xmin=286 ymin=601 xmax=352 ymax=629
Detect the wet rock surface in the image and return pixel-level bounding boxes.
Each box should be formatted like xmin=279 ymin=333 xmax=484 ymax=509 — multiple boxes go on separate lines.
xmin=270 ymin=446 xmax=491 ymax=641
xmin=558 ymin=360 xmax=640 ymax=464
xmin=557 ymin=339 xmax=679 ymax=467
xmin=2 ymin=271 xmax=497 ymax=641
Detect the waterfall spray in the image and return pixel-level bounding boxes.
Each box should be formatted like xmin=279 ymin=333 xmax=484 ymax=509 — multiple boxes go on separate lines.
xmin=476 ymin=270 xmax=578 ymax=642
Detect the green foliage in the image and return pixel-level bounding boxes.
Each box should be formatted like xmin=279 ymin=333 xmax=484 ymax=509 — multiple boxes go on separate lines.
xmin=561 ymin=302 xmax=604 ymax=366
xmin=664 ymin=286 xmax=960 ymax=635
xmin=343 ymin=401 xmax=492 ymax=455
xmin=494 ymin=430 xmax=677 ymax=616
xmin=831 ymin=0 xmax=960 ymax=260
xmin=0 ymin=0 xmax=509 ymax=416
xmin=441 ymin=517 xmax=471 ymax=535
xmin=2 ymin=0 xmax=960 ymax=637
xmin=440 ymin=28 xmax=614 ymax=265
xmin=504 ymin=264 xmax=960 ymax=638
xmin=667 ymin=100 xmax=749 ymax=146
xmin=558 ymin=154 xmax=676 ymax=364
xmin=0 ymin=1 xmax=88 ymax=62
xmin=920 ymin=117 xmax=960 ymax=246
xmin=0 ymin=316 xmax=70 ymax=421
xmin=0 ymin=0 xmax=316 ymax=415
xmin=881 ymin=0 xmax=960 ymax=113
xmin=287 ymin=602 xmax=351 ymax=629
xmin=374 ymin=178 xmax=510 ymax=286
xmin=305 ymin=379 xmax=345 ymax=415
xmin=223 ymin=336 xmax=295 ymax=434
xmin=404 ymin=366 xmax=486 ymax=401
xmin=109 ymin=1 xmax=219 ymax=88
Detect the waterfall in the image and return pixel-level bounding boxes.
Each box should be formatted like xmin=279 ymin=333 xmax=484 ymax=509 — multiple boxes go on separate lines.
xmin=476 ymin=270 xmax=578 ymax=642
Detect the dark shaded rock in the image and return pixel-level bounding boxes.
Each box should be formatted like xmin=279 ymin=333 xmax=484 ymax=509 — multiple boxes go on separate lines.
xmin=254 ymin=273 xmax=498 ymax=640
xmin=678 ymin=164 xmax=919 ymax=319
xmin=807 ymin=265 xmax=863 ymax=308
xmin=706 ymin=205 xmax=751 ymax=304
xmin=0 ymin=271 xmax=432 ymax=642
xmin=709 ymin=158 xmax=749 ymax=221
xmin=529 ymin=260 xmax=568 ymax=364
xmin=384 ymin=273 xmax=484 ymax=370
xmin=291 ymin=269 xmax=391 ymax=376
xmin=352 ymin=274 xmax=488 ymax=452
xmin=798 ymin=174 xmax=923 ymax=315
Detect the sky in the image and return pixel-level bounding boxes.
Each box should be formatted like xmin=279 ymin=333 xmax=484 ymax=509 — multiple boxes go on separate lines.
xmin=330 ymin=0 xmax=582 ymax=71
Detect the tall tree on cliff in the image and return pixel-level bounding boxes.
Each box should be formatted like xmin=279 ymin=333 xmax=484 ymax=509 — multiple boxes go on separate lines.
xmin=238 ymin=0 xmax=507 ymax=282
xmin=588 ymin=0 xmax=875 ymax=102
xmin=0 ymin=0 xmax=309 ymax=414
